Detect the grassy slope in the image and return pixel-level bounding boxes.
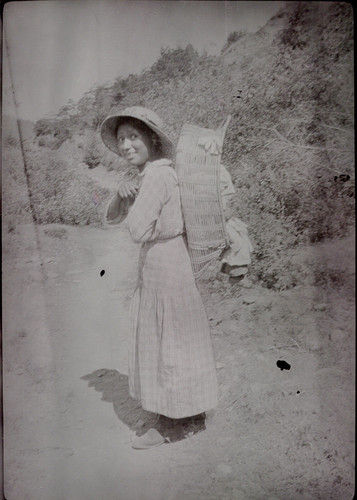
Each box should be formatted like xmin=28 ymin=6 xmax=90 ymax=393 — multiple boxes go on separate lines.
xmin=4 ymin=2 xmax=354 ymax=290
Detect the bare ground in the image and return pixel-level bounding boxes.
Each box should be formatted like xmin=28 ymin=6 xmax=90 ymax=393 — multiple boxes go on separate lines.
xmin=2 ymin=220 xmax=355 ymax=500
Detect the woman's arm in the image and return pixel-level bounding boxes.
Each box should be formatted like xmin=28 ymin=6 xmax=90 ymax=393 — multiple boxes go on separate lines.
xmin=103 ymin=191 xmax=135 ymax=226
xmin=126 ymin=167 xmax=174 ymax=243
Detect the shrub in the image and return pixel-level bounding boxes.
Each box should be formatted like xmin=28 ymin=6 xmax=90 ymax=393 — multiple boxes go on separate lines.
xmin=21 ymin=144 xmax=109 ymax=226
xmin=221 ymin=31 xmax=246 ymax=53
xmin=149 ymin=45 xmax=200 ymax=85
xmin=34 ymin=117 xmax=72 ymax=149
xmin=83 ymin=131 xmax=101 ymax=169
xmin=4 ymin=134 xmax=19 ymax=147
xmin=2 ymin=144 xmax=33 ymax=226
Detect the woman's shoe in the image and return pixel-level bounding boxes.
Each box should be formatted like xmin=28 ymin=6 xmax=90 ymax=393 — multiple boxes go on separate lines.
xmin=131 ymin=428 xmax=166 ymax=449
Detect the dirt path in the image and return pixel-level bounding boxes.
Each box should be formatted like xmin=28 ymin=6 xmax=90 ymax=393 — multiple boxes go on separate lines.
xmin=3 ymin=222 xmax=355 ymax=500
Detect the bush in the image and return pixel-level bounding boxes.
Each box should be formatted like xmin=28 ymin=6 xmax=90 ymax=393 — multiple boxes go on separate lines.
xmin=83 ymin=131 xmax=101 ymax=168
xmin=2 ymin=144 xmax=33 ymax=226
xmin=148 ymin=45 xmax=200 ymax=85
xmin=34 ymin=117 xmax=72 ymax=149
xmin=4 ymin=134 xmax=19 ymax=147
xmin=221 ymin=31 xmax=246 ymax=53
xmin=20 ymin=144 xmax=109 ymax=226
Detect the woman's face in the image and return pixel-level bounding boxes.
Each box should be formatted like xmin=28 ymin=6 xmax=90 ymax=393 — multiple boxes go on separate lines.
xmin=116 ymin=123 xmax=151 ymax=168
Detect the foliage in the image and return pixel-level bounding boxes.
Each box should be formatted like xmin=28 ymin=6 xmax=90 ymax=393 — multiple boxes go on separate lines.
xmin=149 ymin=45 xmax=201 ymax=84
xmin=4 ymin=134 xmax=19 ymax=147
xmin=14 ymin=1 xmax=355 ymax=289
xmin=221 ymin=30 xmax=246 ymax=53
xmin=3 ymin=142 xmax=109 ymax=226
xmin=35 ymin=117 xmax=72 ymax=149
xmin=2 ymin=144 xmax=33 ymax=228
xmin=83 ymin=130 xmax=101 ymax=169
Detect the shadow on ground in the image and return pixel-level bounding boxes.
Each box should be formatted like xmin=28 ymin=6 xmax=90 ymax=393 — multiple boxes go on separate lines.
xmin=81 ymin=369 xmax=158 ymax=436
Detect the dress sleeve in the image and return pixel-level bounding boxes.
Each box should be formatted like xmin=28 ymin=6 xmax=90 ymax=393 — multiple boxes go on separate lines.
xmin=126 ymin=167 xmax=172 ymax=243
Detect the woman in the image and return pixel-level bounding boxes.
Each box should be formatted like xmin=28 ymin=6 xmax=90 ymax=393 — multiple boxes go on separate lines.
xmin=100 ymin=106 xmax=218 ymax=448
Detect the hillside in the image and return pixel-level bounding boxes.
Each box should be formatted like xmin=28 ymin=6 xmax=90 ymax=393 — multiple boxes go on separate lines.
xmin=3 ymin=1 xmax=354 ymax=290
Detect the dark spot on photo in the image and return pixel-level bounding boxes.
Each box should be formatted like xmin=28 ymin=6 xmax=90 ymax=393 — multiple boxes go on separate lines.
xmin=276 ymin=360 xmax=291 ymax=371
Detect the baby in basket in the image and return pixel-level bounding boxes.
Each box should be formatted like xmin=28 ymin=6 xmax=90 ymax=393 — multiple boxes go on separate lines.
xmin=219 ymin=164 xmax=253 ymax=287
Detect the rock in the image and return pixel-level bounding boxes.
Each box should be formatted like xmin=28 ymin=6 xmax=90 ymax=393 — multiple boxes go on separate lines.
xmin=243 ymin=296 xmax=256 ymax=305
xmin=308 ymin=339 xmax=321 ymax=351
xmin=236 ymin=277 xmax=253 ymax=288
xmin=220 ymin=319 xmax=238 ymax=334
xmin=213 ymin=463 xmax=233 ymax=478
xmin=313 ymin=303 xmax=327 ymax=311
xmin=215 ymin=362 xmax=225 ymax=369
xmin=330 ymin=329 xmax=346 ymax=342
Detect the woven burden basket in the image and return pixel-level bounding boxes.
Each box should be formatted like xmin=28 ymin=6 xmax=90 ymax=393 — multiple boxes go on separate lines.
xmin=176 ymin=116 xmax=232 ymax=278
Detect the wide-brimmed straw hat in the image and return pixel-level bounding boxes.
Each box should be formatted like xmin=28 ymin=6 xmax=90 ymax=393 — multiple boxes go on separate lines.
xmin=100 ymin=106 xmax=174 ymax=157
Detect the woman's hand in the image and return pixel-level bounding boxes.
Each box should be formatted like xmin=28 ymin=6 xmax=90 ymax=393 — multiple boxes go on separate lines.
xmin=118 ymin=179 xmax=139 ymax=198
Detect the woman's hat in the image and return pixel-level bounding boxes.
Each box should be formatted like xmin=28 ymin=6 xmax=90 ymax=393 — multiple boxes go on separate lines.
xmin=100 ymin=106 xmax=174 ymax=157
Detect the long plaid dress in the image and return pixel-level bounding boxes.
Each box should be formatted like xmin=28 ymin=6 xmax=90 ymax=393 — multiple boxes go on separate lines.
xmin=126 ymin=161 xmax=218 ymax=418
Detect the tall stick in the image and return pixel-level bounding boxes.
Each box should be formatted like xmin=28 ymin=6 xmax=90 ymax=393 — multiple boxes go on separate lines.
xmin=4 ymin=25 xmax=46 ymax=279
